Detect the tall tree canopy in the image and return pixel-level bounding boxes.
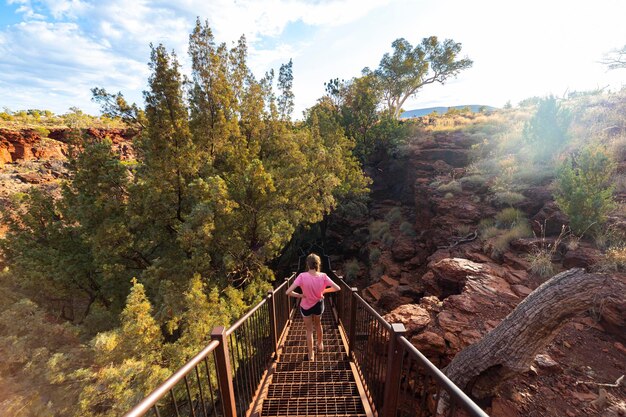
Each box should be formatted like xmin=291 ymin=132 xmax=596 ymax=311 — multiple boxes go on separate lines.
xmin=0 ymin=18 xmax=370 ymax=415
xmin=373 ymin=36 xmax=473 ymax=119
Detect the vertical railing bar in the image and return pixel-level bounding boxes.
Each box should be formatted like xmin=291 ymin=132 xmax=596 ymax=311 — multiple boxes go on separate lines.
xmin=238 ymin=327 xmax=252 ymax=413
xmin=241 ymin=326 xmax=253 ymax=410
xmin=195 ymin=365 xmax=209 ymax=417
xmin=183 ymin=374 xmax=197 ymax=417
xmin=203 ymin=357 xmax=218 ymax=417
xmin=242 ymin=321 xmax=254 ymax=402
xmin=152 ymin=404 xmax=161 ymax=417
xmin=250 ymin=309 xmax=261 ymax=389
xmin=231 ymin=332 xmax=245 ymax=416
xmin=228 ymin=332 xmax=241 ymax=414
xmin=170 ymin=389 xmax=181 ymax=417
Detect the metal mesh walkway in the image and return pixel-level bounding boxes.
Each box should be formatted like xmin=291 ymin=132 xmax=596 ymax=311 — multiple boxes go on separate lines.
xmin=259 ymin=308 xmax=369 ymax=417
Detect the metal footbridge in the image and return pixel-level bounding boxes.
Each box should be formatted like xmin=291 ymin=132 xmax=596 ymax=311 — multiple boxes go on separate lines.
xmin=124 ymin=258 xmax=488 ymax=417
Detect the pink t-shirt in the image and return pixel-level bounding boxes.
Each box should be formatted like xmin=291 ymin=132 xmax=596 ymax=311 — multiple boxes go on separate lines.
xmin=294 ymin=272 xmax=334 ymax=309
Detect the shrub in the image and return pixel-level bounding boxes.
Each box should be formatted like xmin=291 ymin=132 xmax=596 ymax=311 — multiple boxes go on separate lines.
xmin=368 ymin=221 xmax=390 ymax=242
xmin=594 ymin=245 xmax=626 ymax=272
xmin=34 ymin=127 xmax=50 ymax=137
xmin=495 ymin=191 xmax=525 ymax=206
xmin=369 ymin=247 xmax=381 ymax=264
xmin=437 ymin=180 xmax=462 ymax=194
xmin=554 ymin=145 xmax=616 ymax=235
xmin=444 ymin=192 xmax=454 ymax=199
xmin=481 ymin=225 xmax=500 ymax=239
xmin=526 ymin=249 xmax=557 ymax=278
xmin=495 ymin=208 xmax=526 ymax=228
xmin=456 ymin=224 xmax=472 ymax=236
xmin=522 ymin=96 xmax=571 ymax=161
xmin=491 ymin=222 xmax=532 ymax=256
xmin=381 ymin=232 xmax=395 ymax=248
xmin=460 ymin=174 xmax=487 ymax=189
xmin=343 ymin=259 xmax=360 ymax=281
xmin=399 ymin=221 xmax=416 ymax=236
xmin=384 ymin=207 xmax=403 ymax=224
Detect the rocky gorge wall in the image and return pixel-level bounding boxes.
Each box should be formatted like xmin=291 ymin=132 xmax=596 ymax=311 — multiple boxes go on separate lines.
xmin=331 ymin=130 xmax=626 ymax=416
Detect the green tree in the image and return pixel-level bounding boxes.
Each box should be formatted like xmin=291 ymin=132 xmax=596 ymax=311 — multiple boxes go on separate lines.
xmin=91 ymin=88 xmax=146 ymax=129
xmin=555 ymin=145 xmax=616 ymax=235
xmin=602 ymin=44 xmax=626 ymax=70
xmin=76 ymin=280 xmax=169 ymax=417
xmin=277 ymin=59 xmax=294 ymax=121
xmin=374 ymin=36 xmax=473 ymax=119
xmin=522 ymin=96 xmax=571 ymax=161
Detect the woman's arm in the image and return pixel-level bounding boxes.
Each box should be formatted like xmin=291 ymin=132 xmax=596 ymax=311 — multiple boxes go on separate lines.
xmin=285 ymin=281 xmax=304 ymax=298
xmin=322 ymin=280 xmax=341 ymax=294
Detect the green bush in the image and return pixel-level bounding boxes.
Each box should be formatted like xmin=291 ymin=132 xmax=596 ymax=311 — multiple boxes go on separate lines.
xmin=343 ymin=259 xmax=360 ymax=281
xmin=384 ymin=207 xmax=403 ymax=224
xmin=369 ymin=247 xmax=381 ymax=264
xmin=34 ymin=127 xmax=50 ymax=137
xmin=491 ymin=222 xmax=532 ymax=256
xmin=399 ymin=221 xmax=416 ymax=236
xmin=481 ymin=225 xmax=500 ymax=239
xmin=495 ymin=191 xmax=525 ymax=206
xmin=368 ymin=221 xmax=390 ymax=242
xmin=526 ymin=249 xmax=557 ymax=278
xmin=437 ymin=180 xmax=462 ymax=194
xmin=522 ymin=96 xmax=571 ymax=161
xmin=495 ymin=208 xmax=526 ymax=228
xmin=460 ymin=174 xmax=487 ymax=189
xmin=555 ymin=145 xmax=616 ymax=235
xmin=381 ymin=232 xmax=395 ymax=248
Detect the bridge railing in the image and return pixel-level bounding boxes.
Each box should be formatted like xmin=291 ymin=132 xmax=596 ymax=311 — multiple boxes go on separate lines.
xmin=124 ymin=273 xmax=295 ymax=417
xmin=331 ymin=273 xmax=488 ymax=417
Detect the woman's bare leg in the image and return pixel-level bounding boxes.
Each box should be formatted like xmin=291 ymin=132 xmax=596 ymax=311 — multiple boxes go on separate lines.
xmin=314 ymin=315 xmax=324 ymax=351
xmin=303 ymin=315 xmax=315 ymax=360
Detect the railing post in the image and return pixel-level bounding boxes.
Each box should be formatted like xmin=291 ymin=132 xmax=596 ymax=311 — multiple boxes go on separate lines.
xmin=382 ymin=323 xmax=407 ymax=417
xmin=211 ymin=326 xmax=237 ymax=417
xmin=285 ymin=276 xmax=291 ymax=321
xmin=348 ymin=287 xmax=358 ymax=358
xmin=267 ymin=290 xmax=278 ymax=353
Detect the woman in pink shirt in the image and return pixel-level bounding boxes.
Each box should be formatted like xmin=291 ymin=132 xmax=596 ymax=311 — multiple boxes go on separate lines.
xmin=286 ymin=253 xmax=341 ymax=361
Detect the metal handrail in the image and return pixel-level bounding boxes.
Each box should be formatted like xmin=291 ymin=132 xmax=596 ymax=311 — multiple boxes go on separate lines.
xmin=124 ymin=274 xmax=297 ymax=417
xmin=330 ymin=272 xmax=489 ymax=417
xmin=124 ymin=340 xmax=220 ymax=417
xmin=397 ymin=337 xmax=488 ymax=417
xmin=225 ymin=296 xmax=268 ymax=337
xmin=353 ymin=293 xmax=392 ymax=331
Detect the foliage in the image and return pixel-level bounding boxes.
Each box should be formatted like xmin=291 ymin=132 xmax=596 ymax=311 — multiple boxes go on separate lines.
xmin=277 ymin=59 xmax=294 ymax=121
xmin=594 ymin=245 xmax=626 ymax=272
xmin=554 ymin=145 xmax=616 ymax=235
xmin=373 ymin=36 xmax=473 ymax=119
xmin=384 ymin=207 xmax=403 ymax=223
xmin=369 ymin=247 xmax=381 ymax=264
xmin=602 ymin=44 xmax=626 ymax=70
xmin=1 ymin=19 xmax=372 ymax=415
xmin=489 ymin=223 xmax=532 ymax=257
xmin=368 ymin=220 xmax=390 ymax=242
xmin=343 ymin=259 xmax=360 ymax=282
xmin=494 ymin=191 xmax=525 ymax=206
xmin=437 ymin=180 xmax=462 ymax=194
xmin=399 ymin=221 xmax=416 ymax=236
xmin=522 ymin=96 xmax=571 ymax=161
xmin=494 ymin=208 xmax=526 ymax=228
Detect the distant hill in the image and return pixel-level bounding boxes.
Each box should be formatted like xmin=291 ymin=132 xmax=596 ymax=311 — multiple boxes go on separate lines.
xmin=400 ymin=105 xmax=496 ymax=119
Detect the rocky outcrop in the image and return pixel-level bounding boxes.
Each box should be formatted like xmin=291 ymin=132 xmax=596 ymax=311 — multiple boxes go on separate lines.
xmin=0 ymin=127 xmax=135 ymax=166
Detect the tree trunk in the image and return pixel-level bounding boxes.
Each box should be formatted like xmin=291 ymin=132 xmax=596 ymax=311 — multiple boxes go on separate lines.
xmin=438 ymin=268 xmax=626 ymax=413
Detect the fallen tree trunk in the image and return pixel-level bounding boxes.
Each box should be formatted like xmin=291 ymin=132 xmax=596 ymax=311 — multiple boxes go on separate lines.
xmin=438 ymin=268 xmax=626 ymax=413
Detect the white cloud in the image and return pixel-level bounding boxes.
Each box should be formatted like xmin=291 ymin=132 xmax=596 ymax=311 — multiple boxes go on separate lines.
xmin=0 ymin=19 xmax=147 ymax=113
xmin=1 ymin=0 xmax=625 ymax=116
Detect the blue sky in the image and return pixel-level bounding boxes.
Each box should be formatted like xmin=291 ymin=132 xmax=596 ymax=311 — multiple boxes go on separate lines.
xmin=1 ymin=0 xmax=625 ymax=118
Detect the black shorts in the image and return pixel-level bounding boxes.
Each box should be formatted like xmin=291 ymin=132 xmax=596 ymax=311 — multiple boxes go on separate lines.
xmin=300 ymin=300 xmax=324 ymax=317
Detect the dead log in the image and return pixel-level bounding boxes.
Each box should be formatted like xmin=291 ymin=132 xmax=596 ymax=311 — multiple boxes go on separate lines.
xmin=438 ymin=268 xmax=626 ymax=413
